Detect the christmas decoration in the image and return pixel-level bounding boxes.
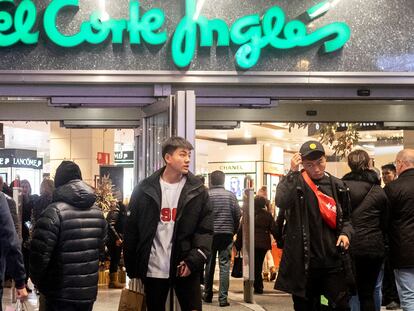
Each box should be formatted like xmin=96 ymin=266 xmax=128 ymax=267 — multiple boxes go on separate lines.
xmin=95 ymin=174 xmax=118 ymax=213
xmin=289 ymin=122 xmax=360 ymax=159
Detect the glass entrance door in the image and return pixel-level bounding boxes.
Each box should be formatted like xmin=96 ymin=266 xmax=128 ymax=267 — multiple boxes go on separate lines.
xmin=135 ymin=90 xmax=196 ymax=182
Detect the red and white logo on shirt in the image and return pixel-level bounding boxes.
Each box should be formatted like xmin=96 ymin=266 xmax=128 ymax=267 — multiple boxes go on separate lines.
xmin=160 ymin=207 xmax=177 ymax=222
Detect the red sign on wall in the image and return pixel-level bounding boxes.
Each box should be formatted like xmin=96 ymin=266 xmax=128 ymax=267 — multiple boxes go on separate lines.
xmin=97 ymin=152 xmax=110 ymax=165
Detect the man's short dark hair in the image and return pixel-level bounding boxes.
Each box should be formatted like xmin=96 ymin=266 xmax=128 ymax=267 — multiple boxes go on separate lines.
xmin=161 ymin=137 xmax=194 ymax=161
xmin=381 ymin=163 xmax=396 ymax=173
xmin=210 ymin=170 xmax=225 ymax=186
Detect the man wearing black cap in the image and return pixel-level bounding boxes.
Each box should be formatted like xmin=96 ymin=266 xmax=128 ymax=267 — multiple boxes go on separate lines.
xmin=275 ymin=141 xmax=354 ymax=311
xmin=30 ymin=161 xmax=107 ymax=311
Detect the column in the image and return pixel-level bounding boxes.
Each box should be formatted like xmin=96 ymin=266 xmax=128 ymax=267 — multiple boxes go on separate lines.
xmin=50 ymin=122 xmax=114 ymax=185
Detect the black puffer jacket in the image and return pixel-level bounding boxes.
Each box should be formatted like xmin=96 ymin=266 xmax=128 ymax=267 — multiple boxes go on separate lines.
xmin=343 ymin=170 xmax=388 ymax=258
xmin=30 ymin=180 xmax=107 ymax=303
xmin=384 ymin=168 xmax=414 ymax=269
xmin=124 ymin=167 xmax=213 ymax=281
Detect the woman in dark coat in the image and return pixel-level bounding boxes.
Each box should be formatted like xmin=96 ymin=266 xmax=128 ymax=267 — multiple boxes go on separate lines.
xmin=106 ymin=199 xmax=127 ymax=288
xmin=342 ymin=150 xmax=388 ymax=311
xmin=20 ymin=179 xmax=38 ymax=292
xmin=236 ymin=196 xmax=277 ymax=294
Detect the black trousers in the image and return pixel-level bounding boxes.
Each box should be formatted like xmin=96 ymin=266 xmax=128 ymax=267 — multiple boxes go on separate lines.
xmin=292 ymin=268 xmax=350 ymax=311
xmin=254 ymin=249 xmax=268 ymax=292
xmin=354 ymin=256 xmax=383 ymax=311
xmin=145 ymin=273 xmax=202 ymax=311
xmin=44 ymin=299 xmax=94 ymax=311
xmin=22 ymin=245 xmax=30 ymax=283
xmin=107 ymin=243 xmax=122 ymax=273
xmin=382 ymin=256 xmax=400 ymax=305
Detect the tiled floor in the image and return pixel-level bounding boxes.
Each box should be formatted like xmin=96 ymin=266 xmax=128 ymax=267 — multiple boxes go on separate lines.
xmin=2 ymin=280 xmax=402 ymax=311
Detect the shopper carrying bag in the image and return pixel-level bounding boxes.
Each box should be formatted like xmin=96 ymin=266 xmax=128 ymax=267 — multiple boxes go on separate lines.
xmin=118 ymin=279 xmax=146 ymax=311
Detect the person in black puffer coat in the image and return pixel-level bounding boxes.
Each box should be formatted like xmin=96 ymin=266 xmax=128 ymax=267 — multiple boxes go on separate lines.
xmin=343 ymin=150 xmax=388 ymax=311
xmin=30 ymin=161 xmax=107 ymax=311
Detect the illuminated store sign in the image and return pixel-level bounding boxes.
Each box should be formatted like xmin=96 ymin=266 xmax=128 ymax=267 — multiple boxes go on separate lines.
xmin=209 ymin=162 xmax=256 ymax=174
xmin=0 ymin=0 xmax=351 ymax=69
xmin=0 ymin=156 xmax=43 ymax=169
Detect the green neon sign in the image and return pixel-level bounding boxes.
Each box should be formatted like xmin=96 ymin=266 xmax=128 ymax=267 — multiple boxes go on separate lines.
xmin=0 ymin=0 xmax=351 ymax=69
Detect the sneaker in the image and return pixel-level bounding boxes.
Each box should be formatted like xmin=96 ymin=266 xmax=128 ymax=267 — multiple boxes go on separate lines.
xmin=219 ymin=301 xmax=230 ymax=307
xmin=386 ymin=301 xmax=400 ymax=310
xmin=254 ymin=289 xmax=263 ymax=294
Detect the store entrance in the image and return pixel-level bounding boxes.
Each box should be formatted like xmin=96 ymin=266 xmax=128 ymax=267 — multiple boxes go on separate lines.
xmin=194 ymin=99 xmax=413 ymax=206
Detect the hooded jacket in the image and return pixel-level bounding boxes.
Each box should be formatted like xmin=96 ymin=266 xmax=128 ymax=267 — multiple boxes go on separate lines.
xmin=274 ymin=171 xmax=353 ymax=298
xmin=30 ymin=180 xmax=107 ymax=303
xmin=342 ymin=169 xmax=388 ymax=258
xmin=124 ymin=167 xmax=213 ymax=281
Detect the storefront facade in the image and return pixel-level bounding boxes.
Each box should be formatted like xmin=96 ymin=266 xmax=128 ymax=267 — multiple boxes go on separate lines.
xmin=1 ymin=0 xmax=414 ymax=180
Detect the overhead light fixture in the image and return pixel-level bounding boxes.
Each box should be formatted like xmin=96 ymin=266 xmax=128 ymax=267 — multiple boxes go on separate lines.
xmin=50 ymin=97 xmax=156 ymax=107
xmin=196 ymin=97 xmax=272 ymax=107
xmin=61 ymin=120 xmax=140 ymax=129
xmin=196 ymin=121 xmax=240 ymax=130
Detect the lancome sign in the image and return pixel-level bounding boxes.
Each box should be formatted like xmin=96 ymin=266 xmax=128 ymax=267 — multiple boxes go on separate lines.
xmin=0 ymin=156 xmax=43 ymax=169
xmin=0 ymin=0 xmax=350 ymax=69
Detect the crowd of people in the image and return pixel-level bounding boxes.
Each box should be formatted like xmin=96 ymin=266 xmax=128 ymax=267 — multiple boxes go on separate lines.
xmin=274 ymin=141 xmax=414 ymax=311
xmin=1 ymin=136 xmax=414 ymax=311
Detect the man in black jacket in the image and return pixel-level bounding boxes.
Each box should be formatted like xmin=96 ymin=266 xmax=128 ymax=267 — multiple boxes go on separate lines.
xmin=275 ymin=141 xmax=353 ymax=311
xmin=384 ymin=149 xmax=414 ymax=311
xmin=0 ymin=192 xmax=27 ymax=311
xmin=124 ymin=137 xmax=213 ymax=311
xmin=30 ymin=161 xmax=107 ymax=311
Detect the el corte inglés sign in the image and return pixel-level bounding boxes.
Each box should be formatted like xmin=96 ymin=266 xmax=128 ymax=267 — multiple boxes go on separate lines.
xmin=0 ymin=0 xmax=351 ymax=69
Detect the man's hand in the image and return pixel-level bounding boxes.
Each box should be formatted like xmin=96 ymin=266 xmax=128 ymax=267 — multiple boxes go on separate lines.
xmin=115 ymin=239 xmax=123 ymax=247
xmin=290 ymin=153 xmax=302 ymax=172
xmin=16 ymin=287 xmax=28 ymax=301
xmin=336 ymin=235 xmax=350 ymax=250
xmin=177 ymin=261 xmax=191 ymax=277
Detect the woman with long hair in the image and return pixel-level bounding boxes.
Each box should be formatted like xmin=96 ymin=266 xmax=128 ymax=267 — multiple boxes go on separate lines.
xmin=343 ymin=150 xmax=388 ymax=311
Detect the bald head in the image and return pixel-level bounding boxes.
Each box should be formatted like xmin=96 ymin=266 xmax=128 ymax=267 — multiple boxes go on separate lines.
xmin=396 ymin=149 xmax=414 ymax=175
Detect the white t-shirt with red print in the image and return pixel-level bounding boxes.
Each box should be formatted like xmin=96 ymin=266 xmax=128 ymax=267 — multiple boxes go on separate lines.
xmin=146 ymin=176 xmax=186 ymax=278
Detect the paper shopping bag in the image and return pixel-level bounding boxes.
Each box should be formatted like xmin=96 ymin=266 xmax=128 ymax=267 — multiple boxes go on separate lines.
xmin=118 ymin=288 xmax=146 ymax=311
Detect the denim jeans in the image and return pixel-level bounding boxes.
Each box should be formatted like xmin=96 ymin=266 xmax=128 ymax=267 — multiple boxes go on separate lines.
xmin=394 ymin=268 xmax=414 ymax=311
xmin=349 ymin=295 xmax=360 ymax=311
xmin=374 ymin=264 xmax=384 ymax=311
xmin=204 ymin=236 xmax=233 ymax=304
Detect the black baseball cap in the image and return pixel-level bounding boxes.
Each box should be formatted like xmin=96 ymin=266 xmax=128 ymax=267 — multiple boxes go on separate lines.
xmin=299 ymin=140 xmax=325 ymax=160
